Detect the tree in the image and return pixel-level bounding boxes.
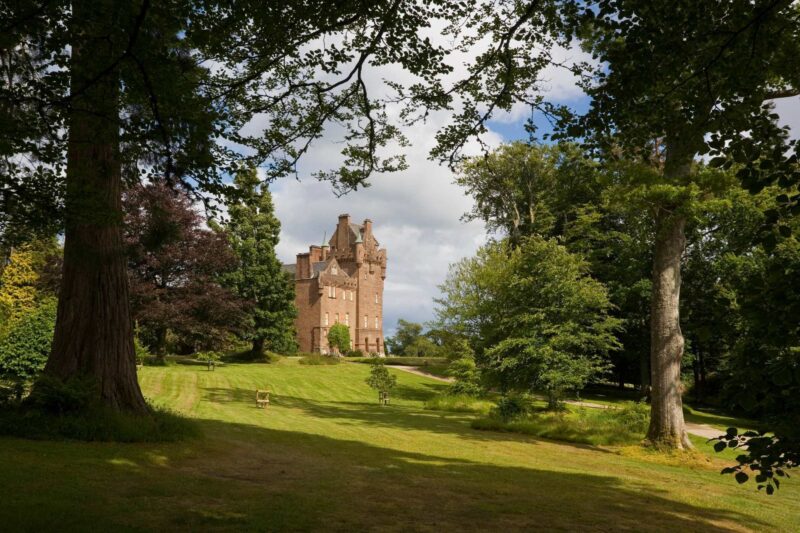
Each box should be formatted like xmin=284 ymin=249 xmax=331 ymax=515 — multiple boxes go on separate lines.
xmin=561 ymin=1 xmax=800 ymax=448
xmin=224 ymin=168 xmax=296 ymax=357
xmin=437 ymin=237 xmax=620 ymax=409
xmin=2 ymin=0 xmax=569 ymax=412
xmin=457 ymin=142 xmax=599 ymax=244
xmin=0 ymin=298 xmax=57 ymax=395
xmin=386 ymin=320 xmax=424 ymax=355
xmin=124 ymin=182 xmax=247 ymax=357
xmin=366 ymin=360 xmax=397 ymax=402
xmin=327 ymin=323 xmax=351 ymax=356
xmin=0 ymin=239 xmax=58 ymax=332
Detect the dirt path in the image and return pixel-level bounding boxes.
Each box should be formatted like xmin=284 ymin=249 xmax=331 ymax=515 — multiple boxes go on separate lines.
xmin=391 ymin=365 xmax=453 ymax=383
xmin=391 ymin=365 xmax=722 ymax=440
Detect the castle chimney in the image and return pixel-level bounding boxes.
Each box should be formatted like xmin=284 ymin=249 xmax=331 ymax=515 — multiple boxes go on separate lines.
xmin=309 ymin=245 xmax=322 ymax=264
xmin=363 ymin=219 xmax=372 ymax=243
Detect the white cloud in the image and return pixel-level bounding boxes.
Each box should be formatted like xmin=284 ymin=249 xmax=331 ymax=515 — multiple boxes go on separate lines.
xmin=264 ymin=30 xmax=798 ymax=339
xmin=271 ymin=116 xmax=497 ymax=336
xmin=774 ymin=96 xmax=800 ymax=139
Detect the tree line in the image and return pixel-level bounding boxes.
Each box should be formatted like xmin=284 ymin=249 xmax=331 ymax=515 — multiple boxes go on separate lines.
xmin=0 ymin=0 xmax=797 ymax=469
xmin=1 ymin=168 xmax=296 ymax=390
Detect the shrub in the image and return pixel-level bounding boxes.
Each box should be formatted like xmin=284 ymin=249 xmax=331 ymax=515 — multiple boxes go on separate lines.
xmin=473 ymin=404 xmax=651 ymax=446
xmin=134 ymin=335 xmax=150 ymax=366
xmin=448 ymin=357 xmax=484 ymax=397
xmin=0 ymin=298 xmax=57 ymax=383
xmin=616 ymin=401 xmax=650 ymax=434
xmin=26 ymin=375 xmax=99 ymax=414
xmin=365 ymin=359 xmax=397 ymax=396
xmin=491 ymin=394 xmax=531 ymax=422
xmin=346 ymin=349 xmax=365 ymax=358
xmin=195 ymin=350 xmax=223 ymax=362
xmin=0 ymin=403 xmax=198 ymax=442
xmin=327 ymin=323 xmax=351 ymax=355
xmin=298 ymin=353 xmax=340 ymax=365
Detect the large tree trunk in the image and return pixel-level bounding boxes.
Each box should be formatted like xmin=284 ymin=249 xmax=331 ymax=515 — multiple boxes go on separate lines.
xmin=645 ymin=141 xmax=696 ymax=448
xmin=43 ymin=1 xmax=147 ymax=412
xmin=646 ymin=210 xmax=690 ymax=447
xmin=251 ymin=337 xmax=265 ymax=359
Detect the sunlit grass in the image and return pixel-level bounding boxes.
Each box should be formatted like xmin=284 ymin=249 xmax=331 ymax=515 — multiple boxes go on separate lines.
xmin=0 ymin=359 xmax=797 ymax=531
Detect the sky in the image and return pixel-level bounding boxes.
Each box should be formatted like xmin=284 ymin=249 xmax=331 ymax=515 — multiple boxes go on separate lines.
xmin=269 ymin=56 xmax=800 ymax=337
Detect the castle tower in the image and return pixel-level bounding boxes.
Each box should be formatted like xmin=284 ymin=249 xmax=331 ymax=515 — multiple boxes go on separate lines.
xmin=284 ymin=214 xmax=387 ymax=354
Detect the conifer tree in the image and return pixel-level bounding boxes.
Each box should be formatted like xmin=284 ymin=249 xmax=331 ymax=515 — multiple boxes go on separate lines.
xmin=225 ymin=168 xmax=297 ymax=358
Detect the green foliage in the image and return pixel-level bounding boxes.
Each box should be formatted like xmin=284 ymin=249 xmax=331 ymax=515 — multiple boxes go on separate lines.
xmin=714 ymin=427 xmax=799 ymax=495
xmin=447 ymin=357 xmax=484 ymax=397
xmin=365 ymin=360 xmax=397 ymax=394
xmin=0 ymin=240 xmax=59 ymax=335
xmin=327 ymin=323 xmax=351 ymax=355
xmin=195 ymin=350 xmax=223 ymax=362
xmin=492 ymin=395 xmax=532 ymax=422
xmin=0 ymin=402 xmax=198 ymax=442
xmin=134 ymin=333 xmax=150 ymax=366
xmin=472 ymin=406 xmax=649 ymax=447
xmin=27 ymin=375 xmax=100 ymax=414
xmin=346 ymin=349 xmax=365 ymax=358
xmin=0 ymin=297 xmax=57 ymax=383
xmin=223 ymin=168 xmax=298 ymax=356
xmin=457 ymin=142 xmax=599 ymax=244
xmin=438 ymin=237 xmax=620 ymax=408
xmin=298 ymin=354 xmax=340 ymax=366
xmin=423 ymin=394 xmax=493 ymax=415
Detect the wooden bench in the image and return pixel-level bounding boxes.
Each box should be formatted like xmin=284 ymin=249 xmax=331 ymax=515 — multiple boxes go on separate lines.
xmin=256 ymin=390 xmax=270 ymax=409
xmin=207 ymin=360 xmax=216 ymax=371
xmin=379 ymin=391 xmax=389 ymax=406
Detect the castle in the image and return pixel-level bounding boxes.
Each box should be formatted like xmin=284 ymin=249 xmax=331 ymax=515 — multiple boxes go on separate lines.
xmin=283 ymin=214 xmax=387 ymax=354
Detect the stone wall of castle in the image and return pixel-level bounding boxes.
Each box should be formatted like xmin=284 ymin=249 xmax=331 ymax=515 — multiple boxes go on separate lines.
xmin=287 ymin=214 xmax=386 ymax=354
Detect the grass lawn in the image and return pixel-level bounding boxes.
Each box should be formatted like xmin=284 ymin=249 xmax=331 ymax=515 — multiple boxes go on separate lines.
xmin=1 ymin=359 xmax=798 ymax=531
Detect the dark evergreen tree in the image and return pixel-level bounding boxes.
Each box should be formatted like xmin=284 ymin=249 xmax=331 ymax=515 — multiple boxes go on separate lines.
xmin=224 ymin=168 xmax=297 ymax=358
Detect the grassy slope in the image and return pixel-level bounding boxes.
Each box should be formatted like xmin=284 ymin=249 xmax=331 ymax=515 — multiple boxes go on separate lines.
xmin=0 ymin=360 xmax=797 ymax=532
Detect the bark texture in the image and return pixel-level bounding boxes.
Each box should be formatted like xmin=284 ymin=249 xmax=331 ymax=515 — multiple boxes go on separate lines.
xmin=645 ymin=140 xmax=693 ymax=448
xmin=646 ymin=211 xmax=691 ymax=448
xmin=44 ymin=1 xmax=147 ymax=412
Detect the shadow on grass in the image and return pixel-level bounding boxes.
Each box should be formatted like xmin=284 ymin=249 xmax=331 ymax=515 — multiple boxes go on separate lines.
xmin=0 ymin=401 xmax=782 ymax=531
xmin=189 ymin=420 xmax=778 ymax=532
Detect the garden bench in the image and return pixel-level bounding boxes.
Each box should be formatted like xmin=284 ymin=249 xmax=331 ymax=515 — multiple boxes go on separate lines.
xmin=256 ymin=390 xmax=270 ymax=409
xmin=379 ymin=391 xmax=389 ymax=406
xmin=207 ymin=360 xmax=216 ymax=371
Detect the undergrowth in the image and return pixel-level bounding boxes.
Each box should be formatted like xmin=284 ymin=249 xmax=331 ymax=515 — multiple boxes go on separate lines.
xmin=0 ymin=404 xmax=198 ymax=442
xmin=424 ymin=394 xmax=494 ymax=414
xmin=472 ymin=401 xmax=651 ymax=446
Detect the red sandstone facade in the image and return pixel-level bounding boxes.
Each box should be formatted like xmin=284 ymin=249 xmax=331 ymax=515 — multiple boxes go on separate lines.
xmin=284 ymin=215 xmax=387 ymax=354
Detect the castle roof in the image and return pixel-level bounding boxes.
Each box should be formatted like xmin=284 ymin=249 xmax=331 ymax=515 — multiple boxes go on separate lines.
xmin=337 ymin=222 xmax=379 ymax=247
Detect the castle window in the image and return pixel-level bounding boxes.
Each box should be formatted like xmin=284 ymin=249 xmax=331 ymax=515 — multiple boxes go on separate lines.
xmin=332 ymin=266 xmax=337 ymax=275
xmin=345 ymin=313 xmax=349 ymax=326
xmin=349 ymin=290 xmax=353 ymax=301
xmin=329 ymin=286 xmax=335 ymax=298
xmin=375 ymin=316 xmax=379 ymax=329
xmin=363 ymin=315 xmax=367 ymax=328
xmin=335 ymin=313 xmax=339 ymax=323
xmin=375 ymin=293 xmax=378 ymax=304
xmin=324 ymin=313 xmax=329 ymax=326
